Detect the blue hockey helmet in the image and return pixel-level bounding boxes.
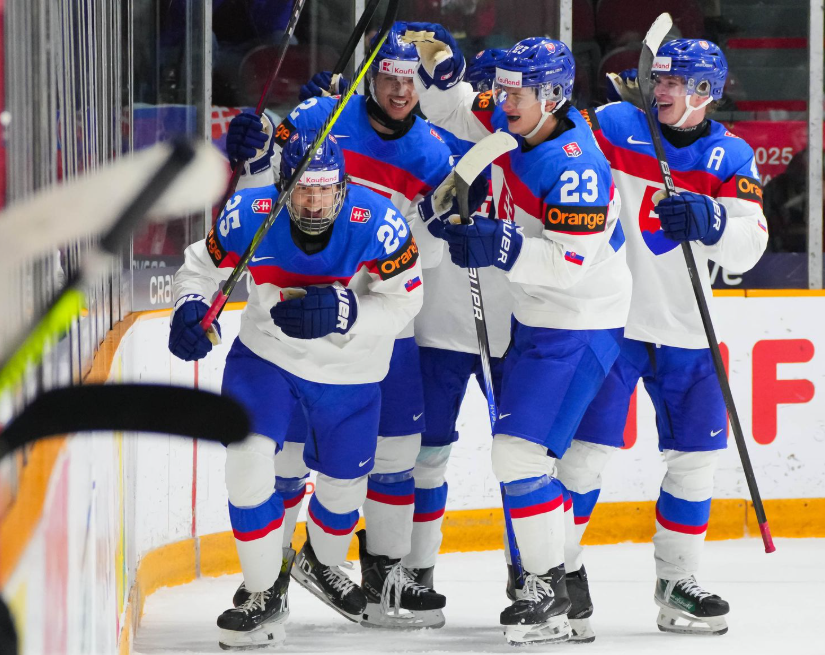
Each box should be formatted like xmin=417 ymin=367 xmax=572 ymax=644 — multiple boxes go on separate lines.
xmin=493 ymin=38 xmax=575 ymax=106
xmin=369 ymin=21 xmax=419 ymax=79
xmin=465 ymin=48 xmax=507 ymax=92
xmin=279 ymin=130 xmax=347 ymax=235
xmin=654 ymin=38 xmax=728 ymax=101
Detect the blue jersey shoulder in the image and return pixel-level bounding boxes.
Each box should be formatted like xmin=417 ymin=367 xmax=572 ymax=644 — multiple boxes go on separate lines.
xmin=215 ymin=186 xmax=282 ymax=255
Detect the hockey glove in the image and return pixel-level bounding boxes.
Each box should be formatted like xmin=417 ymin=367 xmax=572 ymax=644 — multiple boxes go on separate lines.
xmin=169 ymin=295 xmax=221 ymax=361
xmin=271 ymin=285 xmax=358 ymax=339
xmin=402 ymin=22 xmax=465 ymax=90
xmin=443 ymin=217 xmax=523 ymax=271
xmin=418 ymin=171 xmax=489 ymax=239
xmin=225 ymin=112 xmax=275 ymax=175
xmin=605 ymin=68 xmax=643 ymax=107
xmin=299 ymin=70 xmax=352 ymax=101
xmin=655 ymin=191 xmax=727 ymax=245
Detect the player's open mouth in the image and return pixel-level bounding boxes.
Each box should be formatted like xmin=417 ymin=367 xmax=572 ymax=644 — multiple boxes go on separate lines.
xmin=657 ymin=100 xmax=673 ymax=109
xmin=506 ymin=114 xmax=520 ymax=123
xmin=389 ymin=98 xmax=408 ymax=109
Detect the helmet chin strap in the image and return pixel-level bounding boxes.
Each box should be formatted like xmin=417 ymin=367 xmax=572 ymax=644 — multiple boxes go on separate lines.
xmin=672 ymin=94 xmax=713 ymax=128
xmin=524 ymin=97 xmax=566 ymax=140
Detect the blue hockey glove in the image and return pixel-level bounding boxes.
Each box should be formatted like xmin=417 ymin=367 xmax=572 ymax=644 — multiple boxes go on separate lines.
xmin=418 ymin=171 xmax=489 ymax=239
xmin=655 ymin=191 xmax=727 ymax=245
xmin=443 ymin=217 xmax=523 ymax=271
xmin=169 ymin=294 xmax=221 ymax=361
xmin=271 ymin=285 xmax=358 ymax=339
xmin=226 ymin=112 xmax=275 ymax=174
xmin=402 ymin=22 xmax=464 ymax=90
xmin=299 ymin=70 xmax=352 ymax=101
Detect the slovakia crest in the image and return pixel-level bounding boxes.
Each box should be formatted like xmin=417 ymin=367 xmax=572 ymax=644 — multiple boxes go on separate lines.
xmin=252 ymin=198 xmax=272 ymax=214
xmin=564 ymin=251 xmax=584 ymax=265
xmin=404 ymin=276 xmax=422 ymax=292
xmin=350 ymin=207 xmax=371 ymax=223
xmin=430 ymin=128 xmax=444 ymax=142
xmin=563 ymin=142 xmax=582 ymax=158
xmin=544 ymin=42 xmax=556 ymax=54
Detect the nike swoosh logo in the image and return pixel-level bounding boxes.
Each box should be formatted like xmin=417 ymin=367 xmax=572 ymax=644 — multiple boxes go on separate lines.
xmin=359 ymin=458 xmax=372 ymax=467
xmin=710 ymin=429 xmax=724 ymax=437
xmin=413 ymin=413 xmax=423 ymax=421
xmin=250 ymin=255 xmax=275 ymax=262
xmin=627 ymin=136 xmax=651 ymax=145
xmin=498 ymin=413 xmax=511 ymax=419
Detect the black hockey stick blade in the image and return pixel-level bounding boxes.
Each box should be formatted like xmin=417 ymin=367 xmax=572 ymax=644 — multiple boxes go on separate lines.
xmin=639 ymin=14 xmax=775 ymax=553
xmin=331 ymin=0 xmax=382 ymax=77
xmin=454 ymin=131 xmax=518 ymax=223
xmin=0 ymin=384 xmax=250 ymax=458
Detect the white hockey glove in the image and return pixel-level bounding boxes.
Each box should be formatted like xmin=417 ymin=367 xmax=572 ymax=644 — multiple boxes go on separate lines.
xmin=402 ymin=22 xmax=464 ymax=89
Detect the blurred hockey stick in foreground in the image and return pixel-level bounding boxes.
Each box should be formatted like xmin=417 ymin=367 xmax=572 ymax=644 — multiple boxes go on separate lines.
xmin=200 ymin=0 xmax=400 ymax=332
xmin=453 ymin=132 xmax=527 ymax=584
xmin=0 ymin=384 xmax=250 ymax=457
xmin=217 ymin=0 xmax=307 ymax=211
xmin=638 ymin=13 xmax=774 ymax=553
xmin=0 ymin=139 xmax=226 ymax=395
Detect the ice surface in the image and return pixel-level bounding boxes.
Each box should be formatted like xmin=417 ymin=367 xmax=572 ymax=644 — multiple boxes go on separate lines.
xmin=134 ymin=538 xmax=825 ymax=655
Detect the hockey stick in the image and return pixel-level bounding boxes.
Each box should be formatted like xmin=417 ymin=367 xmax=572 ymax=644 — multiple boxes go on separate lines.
xmin=454 ymin=131 xmax=525 ymax=584
xmin=327 ymin=0 xmax=382 ymax=93
xmin=639 ymin=13 xmax=775 ymax=553
xmin=217 ymin=0 xmax=308 ymax=212
xmin=200 ymin=0 xmax=400 ymax=332
xmin=0 ymin=384 xmax=251 ymax=458
xmin=0 ymin=140 xmax=202 ymax=395
xmin=0 ymin=141 xmax=226 ymax=275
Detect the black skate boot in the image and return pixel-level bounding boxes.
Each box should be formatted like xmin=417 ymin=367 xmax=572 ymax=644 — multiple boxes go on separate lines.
xmin=500 ymin=565 xmax=572 ymax=646
xmin=232 ymin=548 xmax=295 ymax=608
xmin=217 ymin=549 xmax=294 ymax=650
xmin=655 ymin=576 xmax=729 ymax=635
xmin=566 ymin=566 xmax=595 ymax=643
xmin=505 ymin=563 xmax=522 ymax=601
xmin=358 ymin=529 xmax=446 ymax=630
xmin=409 ymin=565 xmax=435 ymax=591
xmin=289 ymin=534 xmax=367 ymax=622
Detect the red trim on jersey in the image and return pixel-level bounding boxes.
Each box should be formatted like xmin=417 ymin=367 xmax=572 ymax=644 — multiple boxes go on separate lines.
xmin=509 ymin=493 xmax=564 ymax=519
xmin=247 ymin=264 xmax=354 ymax=288
xmin=344 ymin=149 xmax=434 ymax=202
xmin=595 ymin=132 xmax=723 ymax=196
xmin=494 ymin=154 xmax=544 ymax=223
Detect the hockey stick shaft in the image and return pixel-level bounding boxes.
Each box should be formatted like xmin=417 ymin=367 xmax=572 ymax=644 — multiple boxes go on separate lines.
xmin=331 ymin=0 xmax=382 ymax=78
xmin=0 ymin=140 xmax=197 ymax=395
xmin=639 ymin=14 xmax=774 ymax=553
xmin=218 ymin=0 xmax=308 ymax=212
xmin=201 ymin=0 xmax=400 ymax=331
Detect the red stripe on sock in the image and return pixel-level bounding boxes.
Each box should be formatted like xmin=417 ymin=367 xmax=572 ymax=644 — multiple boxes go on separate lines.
xmin=232 ymin=514 xmax=284 ymax=542
xmin=573 ymin=515 xmax=590 ymax=525
xmin=655 ymin=507 xmax=708 ymax=535
xmin=509 ymin=493 xmax=564 ymax=519
xmin=564 ymin=497 xmax=572 ymax=512
xmin=413 ymin=508 xmax=445 ymax=523
xmin=283 ymin=492 xmax=304 ymax=510
xmin=307 ymin=505 xmax=357 ymax=536
xmin=366 ymin=489 xmax=415 ymax=506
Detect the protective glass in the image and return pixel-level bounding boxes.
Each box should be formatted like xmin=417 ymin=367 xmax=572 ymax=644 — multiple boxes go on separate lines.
xmin=491 ymin=82 xmax=540 ymax=109
xmin=287 ymin=180 xmax=347 ymax=235
xmin=651 ymin=73 xmax=690 ymax=96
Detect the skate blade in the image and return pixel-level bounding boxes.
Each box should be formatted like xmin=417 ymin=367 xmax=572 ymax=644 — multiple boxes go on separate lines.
xmin=361 ymin=603 xmax=445 ymax=630
xmin=569 ymin=618 xmax=596 ymax=643
xmin=289 ymin=565 xmax=361 ymax=623
xmin=655 ymin=601 xmax=728 ymax=636
xmin=504 ymin=615 xmax=571 ymax=646
xmin=218 ymin=621 xmax=286 ymax=650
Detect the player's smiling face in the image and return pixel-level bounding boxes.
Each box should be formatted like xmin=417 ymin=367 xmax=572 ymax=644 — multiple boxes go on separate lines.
xmin=654 ymin=74 xmax=706 ymax=128
xmin=374 ymin=72 xmax=418 ymax=121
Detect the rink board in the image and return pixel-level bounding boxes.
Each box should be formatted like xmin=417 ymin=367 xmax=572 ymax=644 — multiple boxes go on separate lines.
xmin=1 ymin=294 xmax=824 ymax=654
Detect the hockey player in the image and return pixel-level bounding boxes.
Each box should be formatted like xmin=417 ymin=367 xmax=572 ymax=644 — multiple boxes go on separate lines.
xmin=556 ymin=39 xmax=768 ymax=640
xmin=168 ymin=131 xmax=424 ymax=649
xmin=223 ymin=23 xmax=483 ymax=628
xmin=403 ymin=46 xmax=513 ymax=595
xmin=403 ymin=24 xmax=631 ymax=645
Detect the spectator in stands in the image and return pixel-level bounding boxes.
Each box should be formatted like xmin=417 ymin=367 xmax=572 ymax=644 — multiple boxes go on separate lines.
xmin=762 ymin=149 xmax=809 ymax=252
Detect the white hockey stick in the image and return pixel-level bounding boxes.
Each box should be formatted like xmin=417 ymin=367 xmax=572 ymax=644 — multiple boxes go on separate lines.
xmin=0 ymin=140 xmax=226 ymax=274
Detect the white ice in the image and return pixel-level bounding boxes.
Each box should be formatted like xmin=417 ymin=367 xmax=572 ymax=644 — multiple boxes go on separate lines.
xmin=134 ymin=538 xmax=825 ymax=655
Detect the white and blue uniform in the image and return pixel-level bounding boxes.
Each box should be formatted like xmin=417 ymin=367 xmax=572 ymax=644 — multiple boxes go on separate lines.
xmin=241 ymin=94 xmax=454 ymax=561
xmin=557 ymin=102 xmax=767 ymax=580
xmin=173 ymin=184 xmax=423 ymax=575
xmin=417 ymin=75 xmax=631 ymax=576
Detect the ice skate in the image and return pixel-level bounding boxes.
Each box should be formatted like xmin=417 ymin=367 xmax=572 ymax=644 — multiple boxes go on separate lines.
xmin=566 ymin=566 xmax=595 ymax=643
xmin=289 ymin=534 xmax=366 ymax=622
xmin=500 ymin=565 xmax=572 ymax=646
xmin=216 ymin=550 xmax=294 ymax=651
xmin=655 ymin=576 xmax=729 ymax=635
xmin=232 ymin=548 xmax=295 ymax=608
xmin=358 ymin=530 xmax=446 ymax=630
